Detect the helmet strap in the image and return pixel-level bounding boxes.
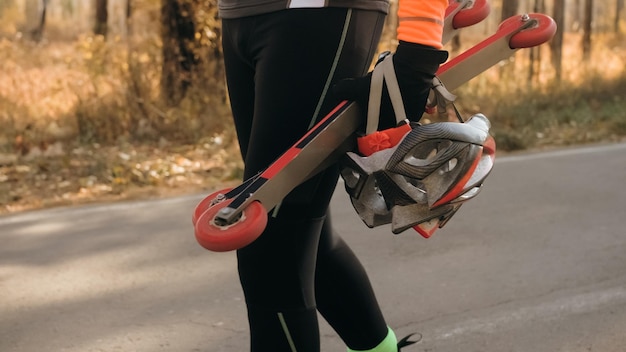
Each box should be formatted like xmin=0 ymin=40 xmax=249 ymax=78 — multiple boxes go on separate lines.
xmin=366 ymin=54 xmax=408 ymax=135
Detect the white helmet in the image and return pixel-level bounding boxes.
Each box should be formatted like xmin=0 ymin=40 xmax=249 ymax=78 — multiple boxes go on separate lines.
xmin=340 ymin=113 xmax=496 ymax=237
xmin=340 ymin=53 xmax=496 ymax=237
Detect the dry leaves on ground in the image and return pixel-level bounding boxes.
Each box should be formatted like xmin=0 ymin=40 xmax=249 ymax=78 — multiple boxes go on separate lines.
xmin=0 ymin=137 xmax=243 ymax=215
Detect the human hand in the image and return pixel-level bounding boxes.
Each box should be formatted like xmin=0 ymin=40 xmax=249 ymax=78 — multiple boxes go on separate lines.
xmin=333 ymin=41 xmax=448 ymax=131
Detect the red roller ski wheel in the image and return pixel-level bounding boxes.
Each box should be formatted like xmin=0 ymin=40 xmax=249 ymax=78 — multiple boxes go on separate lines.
xmin=503 ymin=13 xmax=557 ymax=49
xmin=192 ymin=188 xmax=233 ymax=225
xmin=450 ymin=0 xmax=491 ymax=29
xmin=194 ymin=199 xmax=268 ymax=252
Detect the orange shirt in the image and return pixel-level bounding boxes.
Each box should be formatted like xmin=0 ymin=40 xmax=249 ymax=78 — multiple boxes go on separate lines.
xmin=397 ymin=0 xmax=447 ymax=48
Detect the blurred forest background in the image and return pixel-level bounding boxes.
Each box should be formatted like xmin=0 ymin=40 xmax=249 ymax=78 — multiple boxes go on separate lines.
xmin=0 ymin=0 xmax=625 ymax=213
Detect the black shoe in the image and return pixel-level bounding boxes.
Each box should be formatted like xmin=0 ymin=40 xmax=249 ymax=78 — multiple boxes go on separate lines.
xmin=398 ymin=333 xmax=422 ymax=350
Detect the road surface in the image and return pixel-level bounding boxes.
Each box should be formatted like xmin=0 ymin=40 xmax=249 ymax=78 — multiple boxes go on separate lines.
xmin=1 ymin=142 xmax=626 ymax=352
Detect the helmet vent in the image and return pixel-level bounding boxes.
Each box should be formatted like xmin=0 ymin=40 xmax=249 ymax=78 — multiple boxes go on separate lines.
xmin=440 ymin=158 xmax=458 ymax=174
xmin=343 ymin=169 xmax=361 ymax=188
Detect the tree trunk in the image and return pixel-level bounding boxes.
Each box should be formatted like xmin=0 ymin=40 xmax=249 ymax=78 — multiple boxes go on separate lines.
xmin=615 ymin=0 xmax=624 ymax=34
xmin=582 ymin=0 xmax=593 ymax=60
xmin=501 ymin=0 xmax=519 ymax=22
xmin=126 ymin=0 xmax=133 ymax=35
xmin=551 ymin=0 xmax=565 ymax=81
xmin=160 ymin=0 xmax=199 ymax=106
xmin=527 ymin=0 xmax=546 ymax=85
xmin=94 ymin=0 xmax=108 ymax=37
xmin=499 ymin=0 xmax=520 ymax=79
xmin=30 ymin=0 xmax=48 ymax=42
xmin=127 ymin=0 xmax=133 ymax=19
xmin=573 ymin=0 xmax=582 ymax=31
xmin=24 ymin=0 xmax=39 ymax=33
xmin=450 ymin=33 xmax=461 ymax=55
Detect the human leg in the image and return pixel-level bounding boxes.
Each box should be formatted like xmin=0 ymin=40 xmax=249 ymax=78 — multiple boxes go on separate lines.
xmin=315 ymin=210 xmax=391 ymax=350
xmin=222 ymin=8 xmax=388 ymax=351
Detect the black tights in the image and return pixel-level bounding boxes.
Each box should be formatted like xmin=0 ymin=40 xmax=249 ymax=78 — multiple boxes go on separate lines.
xmin=222 ymin=8 xmax=389 ymax=351
xmin=237 ymin=211 xmax=389 ymax=351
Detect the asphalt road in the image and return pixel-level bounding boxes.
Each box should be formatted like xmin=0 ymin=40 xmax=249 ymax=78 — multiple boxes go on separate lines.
xmin=2 ymin=142 xmax=626 ymax=352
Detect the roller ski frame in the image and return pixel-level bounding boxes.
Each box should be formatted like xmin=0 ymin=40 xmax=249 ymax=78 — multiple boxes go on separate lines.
xmin=192 ymin=3 xmax=557 ymax=252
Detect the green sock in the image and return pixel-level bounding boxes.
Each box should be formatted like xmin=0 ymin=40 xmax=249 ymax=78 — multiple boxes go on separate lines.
xmin=347 ymin=326 xmax=397 ymax=352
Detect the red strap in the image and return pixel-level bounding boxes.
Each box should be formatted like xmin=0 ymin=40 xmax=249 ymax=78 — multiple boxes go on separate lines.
xmin=356 ymin=124 xmax=412 ymax=156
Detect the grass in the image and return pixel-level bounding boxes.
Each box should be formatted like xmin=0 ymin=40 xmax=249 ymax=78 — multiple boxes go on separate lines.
xmin=459 ymin=73 xmax=626 ymax=151
xmin=447 ymin=32 xmax=626 ymax=151
xmin=1 ymin=6 xmax=625 ymax=214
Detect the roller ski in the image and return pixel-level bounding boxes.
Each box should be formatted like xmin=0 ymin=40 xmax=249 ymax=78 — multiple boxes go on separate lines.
xmin=192 ymin=3 xmax=557 ymax=252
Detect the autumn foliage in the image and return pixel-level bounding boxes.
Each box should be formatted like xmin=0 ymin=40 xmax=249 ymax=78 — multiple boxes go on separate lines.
xmin=0 ymin=0 xmax=625 ymax=213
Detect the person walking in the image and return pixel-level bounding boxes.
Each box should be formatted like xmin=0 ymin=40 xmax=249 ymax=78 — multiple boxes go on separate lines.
xmin=218 ymin=0 xmax=448 ymax=350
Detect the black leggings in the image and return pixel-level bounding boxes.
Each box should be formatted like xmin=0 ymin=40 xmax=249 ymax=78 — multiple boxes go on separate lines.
xmin=222 ymin=8 xmax=388 ymax=351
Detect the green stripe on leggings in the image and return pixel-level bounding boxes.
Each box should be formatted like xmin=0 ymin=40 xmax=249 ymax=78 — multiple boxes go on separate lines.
xmin=278 ymin=312 xmax=298 ymax=352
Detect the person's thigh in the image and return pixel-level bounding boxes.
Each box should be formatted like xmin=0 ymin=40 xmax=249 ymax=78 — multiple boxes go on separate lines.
xmin=248 ymin=8 xmax=386 ymax=215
